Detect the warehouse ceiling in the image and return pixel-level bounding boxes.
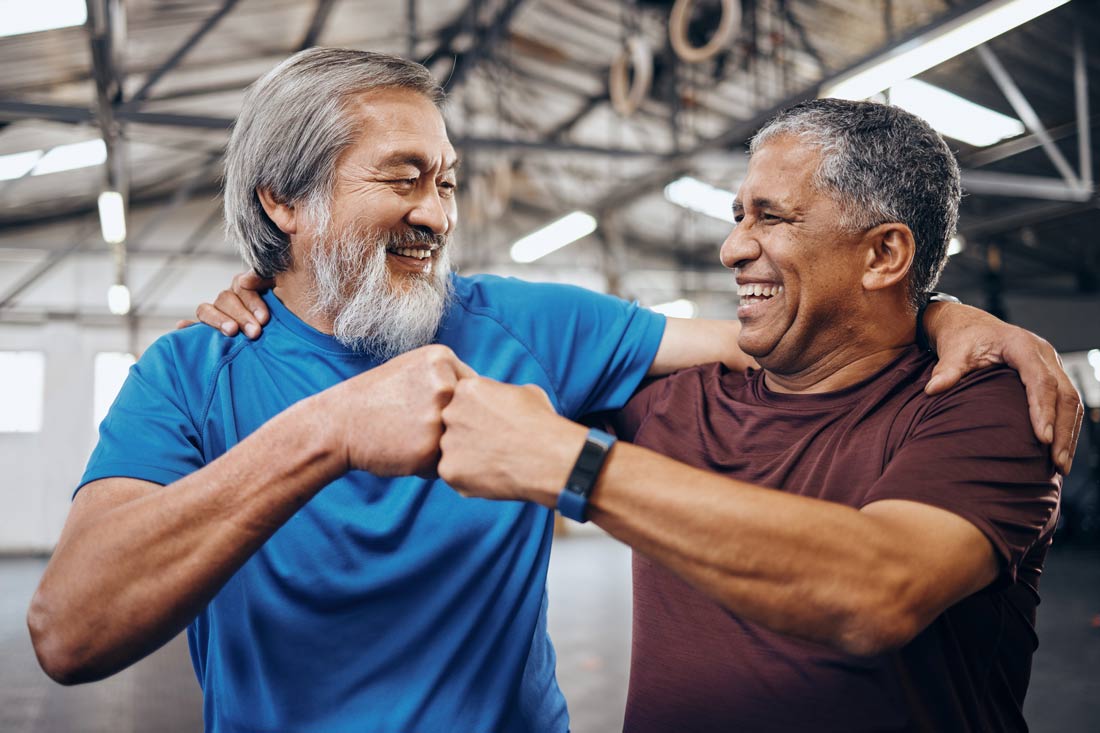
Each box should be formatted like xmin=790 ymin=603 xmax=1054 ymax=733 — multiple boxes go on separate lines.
xmin=0 ymin=0 xmax=1097 ymax=329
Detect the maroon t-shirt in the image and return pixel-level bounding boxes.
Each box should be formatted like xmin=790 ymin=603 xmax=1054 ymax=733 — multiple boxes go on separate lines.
xmin=613 ymin=346 xmax=1060 ymax=733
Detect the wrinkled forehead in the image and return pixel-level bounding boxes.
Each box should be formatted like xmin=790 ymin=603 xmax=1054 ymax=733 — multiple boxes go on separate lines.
xmin=738 ymin=137 xmax=824 ymax=203
xmin=346 ymin=88 xmax=456 ymax=164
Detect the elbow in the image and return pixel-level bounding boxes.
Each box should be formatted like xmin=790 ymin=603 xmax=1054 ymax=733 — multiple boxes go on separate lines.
xmin=834 ymin=608 xmax=921 ymax=657
xmin=832 ymin=578 xmax=926 ymax=657
xmin=27 ymin=588 xmax=89 ymax=686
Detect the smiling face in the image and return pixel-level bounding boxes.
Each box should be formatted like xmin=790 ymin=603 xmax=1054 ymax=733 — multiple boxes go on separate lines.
xmin=316 ymin=86 xmax=459 ymax=288
xmin=720 ymin=135 xmax=871 ymax=374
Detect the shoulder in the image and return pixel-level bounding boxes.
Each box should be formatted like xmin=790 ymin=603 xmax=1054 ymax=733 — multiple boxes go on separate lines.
xmin=134 ymin=325 xmax=249 ymax=403
xmin=453 ymin=273 xmax=626 ymax=317
xmin=923 ymin=363 xmax=1030 ymax=420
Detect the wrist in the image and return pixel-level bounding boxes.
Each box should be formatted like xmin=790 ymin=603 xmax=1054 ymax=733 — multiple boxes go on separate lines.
xmin=296 ymin=391 xmax=351 ymax=478
xmin=916 ymin=292 xmax=961 ymax=352
xmin=526 ymin=419 xmax=590 ymax=508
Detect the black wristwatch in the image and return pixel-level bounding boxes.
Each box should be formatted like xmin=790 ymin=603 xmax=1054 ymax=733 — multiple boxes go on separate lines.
xmin=916 ymin=291 xmax=961 ymax=352
xmin=556 ymin=428 xmax=617 ymax=523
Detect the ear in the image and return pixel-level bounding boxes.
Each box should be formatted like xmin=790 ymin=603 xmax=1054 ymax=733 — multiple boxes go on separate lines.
xmin=860 ymin=223 xmax=914 ymax=293
xmin=256 ymin=188 xmax=298 ymax=236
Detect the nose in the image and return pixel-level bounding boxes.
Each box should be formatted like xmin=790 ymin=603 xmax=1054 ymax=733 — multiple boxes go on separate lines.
xmin=719 ymin=220 xmax=758 ymax=270
xmin=406 ymin=184 xmax=453 ymax=236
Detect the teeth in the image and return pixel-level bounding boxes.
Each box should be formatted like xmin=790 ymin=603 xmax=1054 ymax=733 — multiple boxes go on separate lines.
xmin=388 ymin=248 xmax=433 ymax=259
xmin=737 ymin=284 xmax=783 ymax=298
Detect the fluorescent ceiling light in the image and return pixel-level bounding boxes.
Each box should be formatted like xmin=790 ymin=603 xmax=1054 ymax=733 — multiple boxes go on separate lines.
xmin=0 ymin=140 xmax=107 ymax=181
xmin=890 ymin=80 xmax=1024 ymax=147
xmin=650 ymin=299 xmax=698 ymax=319
xmin=947 ymin=235 xmax=965 ymax=256
xmin=0 ymin=0 xmax=87 ymax=38
xmin=0 ymin=150 xmax=44 ymax=181
xmin=98 ymin=191 xmax=127 ymax=244
xmin=822 ymin=0 xmax=1071 ymax=100
xmin=33 ymin=139 xmax=107 ymax=176
xmin=1089 ymin=349 xmax=1100 ymax=383
xmin=107 ymin=284 xmax=131 ymax=315
xmin=664 ymin=176 xmax=735 ymax=223
xmin=510 ymin=211 xmax=597 ymax=263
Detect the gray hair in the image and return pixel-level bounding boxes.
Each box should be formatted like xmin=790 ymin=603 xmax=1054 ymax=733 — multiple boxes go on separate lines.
xmin=750 ymin=99 xmax=961 ymax=311
xmin=224 ymin=48 xmax=445 ymax=277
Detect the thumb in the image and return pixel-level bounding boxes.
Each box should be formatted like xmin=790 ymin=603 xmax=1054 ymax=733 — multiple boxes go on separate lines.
xmin=926 ymin=362 xmax=966 ymax=394
xmin=453 ymin=358 xmax=478 ymax=380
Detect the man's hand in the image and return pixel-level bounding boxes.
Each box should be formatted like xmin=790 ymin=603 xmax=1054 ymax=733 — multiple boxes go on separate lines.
xmin=439 ymin=377 xmax=586 ymax=504
xmin=176 ymin=271 xmax=274 ymax=339
xmin=922 ymin=301 xmax=1083 ymax=474
xmin=319 ymin=345 xmax=476 ymax=477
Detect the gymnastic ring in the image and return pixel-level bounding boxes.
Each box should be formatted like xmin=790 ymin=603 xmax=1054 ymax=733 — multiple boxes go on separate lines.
xmin=609 ymin=37 xmax=653 ymax=118
xmin=669 ymin=0 xmax=739 ymax=63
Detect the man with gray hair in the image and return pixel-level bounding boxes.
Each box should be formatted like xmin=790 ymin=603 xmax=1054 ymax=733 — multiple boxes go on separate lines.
xmin=437 ymin=99 xmax=1072 ymax=731
xmin=30 ymin=47 xmax=1077 ymax=733
xmin=26 ymin=46 xmax=761 ymax=733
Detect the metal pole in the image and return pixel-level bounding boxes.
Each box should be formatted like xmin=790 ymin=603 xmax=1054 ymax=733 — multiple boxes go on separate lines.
xmin=977 ymin=44 xmax=1082 ymax=190
xmin=1075 ymin=26 xmax=1092 ymax=188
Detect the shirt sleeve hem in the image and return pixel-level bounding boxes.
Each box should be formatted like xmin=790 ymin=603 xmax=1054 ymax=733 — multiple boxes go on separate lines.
xmin=74 ymin=465 xmax=180 ymax=499
xmin=858 ymin=492 xmax=1020 ymax=582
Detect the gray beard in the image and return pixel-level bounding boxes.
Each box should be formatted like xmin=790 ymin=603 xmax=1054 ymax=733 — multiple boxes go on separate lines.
xmin=307 ymin=225 xmax=454 ymax=359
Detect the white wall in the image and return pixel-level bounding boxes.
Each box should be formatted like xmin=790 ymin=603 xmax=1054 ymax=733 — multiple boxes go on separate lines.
xmin=0 ymin=315 xmax=222 ymax=552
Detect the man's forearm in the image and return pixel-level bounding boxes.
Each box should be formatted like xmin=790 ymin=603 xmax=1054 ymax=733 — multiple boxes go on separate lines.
xmin=28 ymin=395 xmax=345 ymax=684
xmin=648 ymin=318 xmax=756 ymax=376
xmin=513 ymin=430 xmax=986 ymax=657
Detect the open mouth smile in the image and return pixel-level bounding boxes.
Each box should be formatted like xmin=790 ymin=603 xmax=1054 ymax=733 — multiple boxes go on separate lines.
xmin=737 ymin=283 xmax=783 ymax=305
xmin=385 ymin=246 xmax=438 ymax=273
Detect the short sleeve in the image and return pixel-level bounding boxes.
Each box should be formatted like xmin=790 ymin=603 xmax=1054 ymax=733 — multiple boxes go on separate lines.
xmin=78 ymin=336 xmax=207 ymax=494
xmin=464 ymin=276 xmax=666 ymax=419
xmin=610 ymin=377 xmax=670 ymax=441
xmin=863 ymin=367 xmax=1060 ymax=583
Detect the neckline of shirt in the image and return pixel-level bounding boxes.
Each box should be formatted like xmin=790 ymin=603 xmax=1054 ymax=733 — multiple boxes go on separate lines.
xmin=742 ymin=346 xmax=928 ymax=409
xmin=261 ymin=289 xmax=376 ymax=358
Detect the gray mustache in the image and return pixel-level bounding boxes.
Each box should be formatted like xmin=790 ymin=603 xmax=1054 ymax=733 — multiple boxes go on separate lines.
xmin=382 ymin=229 xmax=448 ymax=250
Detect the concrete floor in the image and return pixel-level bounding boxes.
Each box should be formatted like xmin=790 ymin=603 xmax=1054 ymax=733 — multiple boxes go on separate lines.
xmin=1 ymin=535 xmax=1097 ymax=733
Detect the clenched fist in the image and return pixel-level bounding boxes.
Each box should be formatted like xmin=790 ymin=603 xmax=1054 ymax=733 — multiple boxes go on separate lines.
xmin=314 ymin=344 xmax=476 ymax=477
xmin=439 ymin=377 xmax=587 ymax=505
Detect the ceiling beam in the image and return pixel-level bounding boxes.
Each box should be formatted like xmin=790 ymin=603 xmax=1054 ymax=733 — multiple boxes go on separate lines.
xmin=126 ymin=0 xmax=242 ymax=107
xmin=959 ymin=198 xmax=1100 ymax=239
xmin=454 ymin=135 xmax=657 ymax=157
xmin=960 ymin=170 xmax=1094 ymax=202
xmin=0 ymin=220 xmax=97 ymax=311
xmin=444 ymin=0 xmax=530 ymax=91
xmin=0 ymin=100 xmax=233 ymax=129
xmin=297 ymin=0 xmax=340 ymax=51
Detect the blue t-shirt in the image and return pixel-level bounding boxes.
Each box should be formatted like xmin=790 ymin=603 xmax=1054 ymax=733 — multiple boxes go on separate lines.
xmin=80 ymin=274 xmax=665 ymax=733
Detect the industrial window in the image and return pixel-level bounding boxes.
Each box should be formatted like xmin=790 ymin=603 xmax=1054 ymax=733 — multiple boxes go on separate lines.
xmin=0 ymin=351 xmax=45 ymax=432
xmin=93 ymin=352 xmax=135 ymax=430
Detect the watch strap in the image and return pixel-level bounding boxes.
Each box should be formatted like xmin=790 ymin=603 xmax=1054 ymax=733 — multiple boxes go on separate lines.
xmin=556 ymin=428 xmax=617 ymax=523
xmin=916 ymin=291 xmax=961 ymax=352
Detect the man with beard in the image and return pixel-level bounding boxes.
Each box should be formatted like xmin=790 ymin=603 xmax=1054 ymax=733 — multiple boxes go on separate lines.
xmin=30 ymin=50 xmax=1078 ymax=733
xmin=28 ymin=47 xmax=729 ymax=733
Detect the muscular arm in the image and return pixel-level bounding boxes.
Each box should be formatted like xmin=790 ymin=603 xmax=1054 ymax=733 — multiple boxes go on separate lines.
xmin=29 ymin=398 xmax=342 ymax=684
xmin=28 ymin=345 xmax=470 ymax=684
xmin=573 ymin=439 xmax=996 ymax=655
xmin=648 ymin=318 xmax=755 ymax=375
xmin=438 ymin=378 xmax=1003 ymax=657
